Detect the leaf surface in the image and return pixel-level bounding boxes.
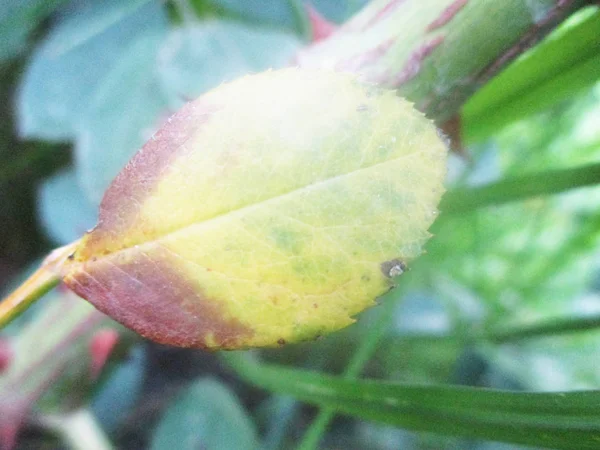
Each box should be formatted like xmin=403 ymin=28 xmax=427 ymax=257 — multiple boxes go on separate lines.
xmin=62 ymin=69 xmax=446 ymax=349
xmin=227 ymin=353 xmax=600 ymax=450
xmin=17 ymin=0 xmax=166 ymax=141
xmin=150 ymin=378 xmax=259 ymax=450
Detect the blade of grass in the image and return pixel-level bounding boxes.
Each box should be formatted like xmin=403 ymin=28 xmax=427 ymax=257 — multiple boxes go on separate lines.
xmin=487 ymin=314 xmax=600 ymax=344
xmin=226 ymin=353 xmax=600 ymax=450
xmin=441 ymin=161 xmax=600 ymax=214
xmin=297 ymin=296 xmax=396 ymax=450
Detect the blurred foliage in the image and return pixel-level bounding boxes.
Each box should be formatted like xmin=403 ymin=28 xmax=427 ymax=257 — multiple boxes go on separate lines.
xmin=1 ymin=1 xmax=600 ymax=450
xmin=150 ymin=378 xmax=259 ymax=450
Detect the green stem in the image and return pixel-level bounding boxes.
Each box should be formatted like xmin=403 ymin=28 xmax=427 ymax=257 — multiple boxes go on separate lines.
xmin=441 ymin=161 xmax=600 ymax=214
xmin=0 ymin=265 xmax=60 ymax=327
xmin=297 ymin=297 xmax=397 ymax=450
xmin=0 ymin=241 xmax=77 ymax=328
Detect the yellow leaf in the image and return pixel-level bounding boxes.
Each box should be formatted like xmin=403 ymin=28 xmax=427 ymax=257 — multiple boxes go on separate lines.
xmin=61 ymin=69 xmax=446 ymax=349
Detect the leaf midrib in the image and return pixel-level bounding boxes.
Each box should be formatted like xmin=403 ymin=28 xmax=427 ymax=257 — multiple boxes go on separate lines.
xmin=78 ymin=150 xmax=423 ymax=265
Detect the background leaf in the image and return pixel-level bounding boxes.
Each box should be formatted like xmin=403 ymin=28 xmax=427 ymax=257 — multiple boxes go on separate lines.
xmin=91 ymin=345 xmax=146 ymax=433
xmin=0 ymin=0 xmax=67 ymax=61
xmin=200 ymin=0 xmax=368 ymax=32
xmin=150 ymin=378 xmax=259 ymax=450
xmin=17 ymin=0 xmax=167 ymax=141
xmin=37 ymin=169 xmax=97 ymax=245
xmin=74 ymin=31 xmax=169 ymax=204
xmin=156 ymin=21 xmax=301 ymax=106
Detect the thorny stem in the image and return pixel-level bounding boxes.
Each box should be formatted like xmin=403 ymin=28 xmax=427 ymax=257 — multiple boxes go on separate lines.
xmin=0 ymin=241 xmax=77 ymax=328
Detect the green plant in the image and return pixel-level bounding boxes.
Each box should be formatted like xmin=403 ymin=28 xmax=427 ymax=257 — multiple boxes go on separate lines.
xmin=1 ymin=1 xmax=600 ymax=449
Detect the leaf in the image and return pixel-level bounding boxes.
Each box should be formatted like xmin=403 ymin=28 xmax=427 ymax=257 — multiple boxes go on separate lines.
xmin=310 ymin=0 xmax=370 ymax=23
xmin=37 ymin=169 xmax=97 ymax=245
xmin=76 ymin=19 xmax=300 ymax=205
xmin=150 ymin=378 xmax=259 ymax=450
xmin=91 ymin=345 xmax=146 ymax=432
xmin=462 ymin=6 xmax=600 ymax=143
xmin=202 ymin=0 xmax=299 ymax=31
xmin=44 ymin=0 xmax=154 ymax=54
xmin=75 ymin=31 xmax=169 ymax=204
xmin=59 ymin=69 xmax=446 ymax=349
xmin=17 ymin=0 xmax=167 ymax=141
xmin=203 ymin=0 xmax=368 ymax=30
xmin=226 ymin=353 xmax=600 ymax=450
xmin=0 ymin=0 xmax=67 ymax=61
xmin=156 ymin=22 xmax=302 ymax=103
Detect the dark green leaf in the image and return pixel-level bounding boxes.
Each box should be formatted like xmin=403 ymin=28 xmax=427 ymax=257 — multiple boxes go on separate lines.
xmin=0 ymin=0 xmax=67 ymax=61
xmin=463 ymin=6 xmax=600 ymax=142
xmin=150 ymin=378 xmax=259 ymax=450
xmin=91 ymin=345 xmax=146 ymax=432
xmin=17 ymin=0 xmax=166 ymax=140
xmin=227 ymin=353 xmax=600 ymax=450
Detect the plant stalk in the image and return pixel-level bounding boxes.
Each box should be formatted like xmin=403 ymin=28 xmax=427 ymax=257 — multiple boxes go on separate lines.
xmin=0 ymin=241 xmax=77 ymax=328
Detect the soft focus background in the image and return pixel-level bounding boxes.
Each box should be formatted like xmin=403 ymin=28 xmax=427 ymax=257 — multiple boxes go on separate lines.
xmin=1 ymin=1 xmax=600 ymax=449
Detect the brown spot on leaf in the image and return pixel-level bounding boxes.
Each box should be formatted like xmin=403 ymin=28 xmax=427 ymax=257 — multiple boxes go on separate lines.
xmin=380 ymin=259 xmax=407 ymax=278
xmin=277 ymin=338 xmax=286 ymax=346
xmin=64 ymin=248 xmax=253 ymax=349
xmin=426 ymin=0 xmax=468 ymax=31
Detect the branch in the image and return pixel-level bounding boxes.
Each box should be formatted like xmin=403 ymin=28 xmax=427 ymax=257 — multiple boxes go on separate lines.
xmin=298 ymin=0 xmax=589 ymax=122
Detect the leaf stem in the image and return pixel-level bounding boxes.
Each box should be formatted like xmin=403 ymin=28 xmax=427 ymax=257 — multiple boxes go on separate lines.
xmin=441 ymin=161 xmax=600 ymax=214
xmin=0 ymin=241 xmax=77 ymax=328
